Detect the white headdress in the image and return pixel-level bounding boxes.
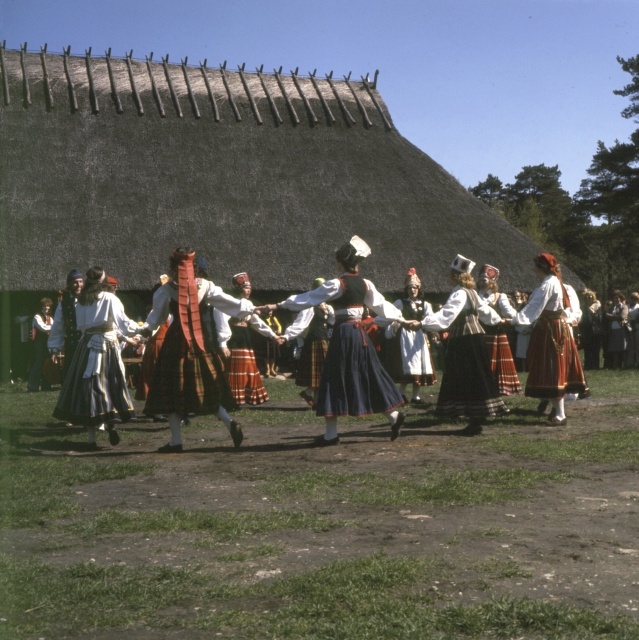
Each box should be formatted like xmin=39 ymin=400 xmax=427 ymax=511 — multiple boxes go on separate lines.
xmin=450 ymin=254 xmax=476 ymax=274
xmin=349 ymin=236 xmax=371 ymax=258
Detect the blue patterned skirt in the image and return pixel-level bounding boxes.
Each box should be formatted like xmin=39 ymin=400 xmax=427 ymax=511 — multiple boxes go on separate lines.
xmin=316 ymin=321 xmax=404 ymax=417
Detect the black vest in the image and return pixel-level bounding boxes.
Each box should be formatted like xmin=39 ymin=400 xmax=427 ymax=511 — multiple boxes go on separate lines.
xmin=332 ymin=274 xmax=368 ymax=311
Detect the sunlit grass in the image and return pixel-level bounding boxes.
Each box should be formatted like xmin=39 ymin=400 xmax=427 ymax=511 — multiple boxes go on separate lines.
xmin=261 ymin=467 xmax=573 ymax=507
xmin=481 ymin=429 xmax=639 ymax=465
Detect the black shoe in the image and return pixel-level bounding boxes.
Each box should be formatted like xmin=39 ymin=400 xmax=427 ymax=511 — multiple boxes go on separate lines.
xmin=108 ymin=427 xmax=120 ymax=446
xmin=460 ymin=422 xmax=483 ymax=436
xmin=86 ymin=442 xmax=99 ymax=451
xmin=390 ymin=412 xmax=406 ymax=441
xmin=313 ymin=434 xmax=340 ymax=447
xmin=153 ymin=415 xmax=168 ymax=423
xmin=157 ymin=443 xmax=183 ymax=453
xmin=578 ymin=391 xmax=592 ymax=400
xmin=537 ymin=400 xmax=549 ymax=414
xmin=229 ymin=421 xmax=244 ymax=448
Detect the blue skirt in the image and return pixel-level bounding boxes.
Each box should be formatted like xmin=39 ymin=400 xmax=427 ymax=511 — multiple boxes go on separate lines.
xmin=53 ymin=334 xmax=135 ymax=427
xmin=316 ymin=321 xmax=404 ymax=417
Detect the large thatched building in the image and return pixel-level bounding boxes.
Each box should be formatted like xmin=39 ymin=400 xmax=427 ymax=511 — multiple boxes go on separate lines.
xmin=0 ymin=44 xmax=583 ymax=379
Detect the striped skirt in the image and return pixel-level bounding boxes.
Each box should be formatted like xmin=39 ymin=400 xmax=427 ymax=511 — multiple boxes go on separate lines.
xmin=526 ymin=313 xmax=587 ymax=398
xmin=135 ymin=320 xmax=169 ymax=401
xmin=316 ymin=320 xmax=404 ymax=418
xmin=53 ymin=333 xmax=135 ymax=426
xmin=295 ymin=338 xmax=329 ymax=389
xmin=144 ymin=322 xmax=227 ymax=416
xmin=436 ymin=333 xmax=508 ymax=419
xmin=485 ymin=333 xmax=522 ymax=396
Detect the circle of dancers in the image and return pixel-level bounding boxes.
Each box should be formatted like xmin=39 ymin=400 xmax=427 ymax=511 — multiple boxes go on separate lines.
xmin=45 ymin=237 xmax=588 ymax=451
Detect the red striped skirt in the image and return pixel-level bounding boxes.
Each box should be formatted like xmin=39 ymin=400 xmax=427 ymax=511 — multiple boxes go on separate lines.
xmin=485 ymin=333 xmax=522 ymax=396
xmin=526 ymin=313 xmax=586 ymax=398
xmin=228 ymin=347 xmax=269 ymax=405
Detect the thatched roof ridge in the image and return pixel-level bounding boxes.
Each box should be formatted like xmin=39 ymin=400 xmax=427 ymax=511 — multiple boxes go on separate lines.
xmin=0 ymin=45 xmax=584 ymax=295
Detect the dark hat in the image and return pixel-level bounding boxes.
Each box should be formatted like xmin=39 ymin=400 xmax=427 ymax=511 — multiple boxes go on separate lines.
xmin=194 ymin=255 xmax=209 ymax=271
xmin=66 ymin=268 xmax=84 ymax=283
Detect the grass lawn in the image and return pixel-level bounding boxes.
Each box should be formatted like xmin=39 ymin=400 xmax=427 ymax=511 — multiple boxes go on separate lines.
xmin=0 ymin=368 xmax=638 ymax=639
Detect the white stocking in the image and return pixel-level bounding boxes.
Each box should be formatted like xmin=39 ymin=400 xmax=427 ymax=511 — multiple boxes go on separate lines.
xmin=217 ymin=406 xmax=232 ymax=430
xmin=324 ymin=417 xmax=338 ymax=440
xmin=555 ymin=397 xmax=566 ymax=421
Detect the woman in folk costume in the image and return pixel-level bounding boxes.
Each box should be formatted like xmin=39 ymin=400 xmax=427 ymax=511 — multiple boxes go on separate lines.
xmin=135 ymin=276 xmax=171 ymax=422
xmin=477 ymin=264 xmax=522 ymax=396
xmin=509 ymin=253 xmax=587 ymax=426
xmin=258 ymin=236 xmax=408 ymax=445
xmin=417 ymin=255 xmax=509 ymax=429
xmin=215 ymin=272 xmax=282 ymax=406
xmin=53 ymin=267 xmax=139 ymax=449
xmin=142 ymin=249 xmax=254 ymax=452
xmin=282 ymin=277 xmax=335 ymax=409
xmin=381 ymin=267 xmax=437 ymax=404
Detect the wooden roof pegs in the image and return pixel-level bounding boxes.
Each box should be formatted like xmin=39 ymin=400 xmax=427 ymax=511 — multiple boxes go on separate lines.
xmin=62 ymin=46 xmax=78 ymax=113
xmin=308 ymin=69 xmax=335 ymax=124
xmin=199 ymin=60 xmax=220 ymax=122
xmin=181 ymin=57 xmax=200 ymax=119
xmin=325 ymin=71 xmax=355 ymax=126
xmin=273 ymin=66 xmax=299 ymax=125
xmin=238 ymin=63 xmax=262 ymax=125
xmin=124 ymin=50 xmax=143 ymax=116
xmin=162 ymin=54 xmax=182 ymax=118
xmin=105 ymin=48 xmax=124 ymax=114
xmin=39 ymin=44 xmax=54 ymax=111
xmin=85 ymin=47 xmax=99 ymax=114
xmin=0 ymin=40 xmax=9 ymax=106
xmin=256 ymin=65 xmax=282 ymax=125
xmin=362 ymin=70 xmax=392 ymax=131
xmin=20 ymin=42 xmax=32 ymax=108
xmin=290 ymin=68 xmax=318 ymax=125
xmin=344 ymin=71 xmax=372 ymax=128
xmin=219 ymin=61 xmax=242 ymax=122
xmin=145 ymin=53 xmax=165 ymax=118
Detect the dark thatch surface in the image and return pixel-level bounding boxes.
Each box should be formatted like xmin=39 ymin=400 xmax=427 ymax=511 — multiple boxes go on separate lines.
xmin=0 ymin=46 xmax=584 ymax=294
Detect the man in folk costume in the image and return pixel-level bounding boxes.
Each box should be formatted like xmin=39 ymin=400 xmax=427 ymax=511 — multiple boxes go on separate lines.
xmin=142 ymin=249 xmax=254 ymax=452
xmin=380 ymin=267 xmax=437 ymax=404
xmin=509 ymin=253 xmax=587 ymax=426
xmin=48 ymin=269 xmax=84 ymax=382
xmin=477 ymin=264 xmax=522 ymax=397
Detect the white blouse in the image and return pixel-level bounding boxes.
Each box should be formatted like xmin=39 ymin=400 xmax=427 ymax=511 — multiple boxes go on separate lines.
xmin=478 ymin=291 xmax=517 ymax=319
xmin=421 ymin=286 xmax=502 ymax=332
xmin=511 ymin=275 xmax=565 ymax=327
xmin=279 ymin=276 xmax=403 ymax=322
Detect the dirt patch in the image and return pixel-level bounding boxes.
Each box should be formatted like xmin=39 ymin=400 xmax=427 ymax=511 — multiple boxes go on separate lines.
xmin=4 ymin=396 xmax=639 ymax=629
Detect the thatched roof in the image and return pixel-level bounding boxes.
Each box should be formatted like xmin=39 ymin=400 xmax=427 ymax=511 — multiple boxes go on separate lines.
xmin=0 ymin=44 xmax=583 ymax=294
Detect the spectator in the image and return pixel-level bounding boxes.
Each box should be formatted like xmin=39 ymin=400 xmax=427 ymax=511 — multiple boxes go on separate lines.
xmin=628 ymin=292 xmax=639 ymax=368
xmin=580 ymin=289 xmax=603 ymax=370
xmin=605 ymin=290 xmax=629 ymax=370
xmin=27 ymin=298 xmax=54 ymax=392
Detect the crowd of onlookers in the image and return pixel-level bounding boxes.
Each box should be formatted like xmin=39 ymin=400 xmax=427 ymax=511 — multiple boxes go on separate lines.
xmin=10 ymin=283 xmax=639 ymax=391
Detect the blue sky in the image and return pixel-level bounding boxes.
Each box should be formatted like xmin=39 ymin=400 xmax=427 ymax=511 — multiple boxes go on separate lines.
xmin=2 ymin=0 xmax=637 ymax=196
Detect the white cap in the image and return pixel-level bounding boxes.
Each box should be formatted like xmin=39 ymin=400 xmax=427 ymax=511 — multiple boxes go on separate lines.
xmin=349 ymin=236 xmax=371 ymax=258
xmin=450 ymin=254 xmax=476 ymax=274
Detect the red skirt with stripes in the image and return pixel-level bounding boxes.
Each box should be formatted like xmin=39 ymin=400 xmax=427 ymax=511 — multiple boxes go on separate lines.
xmin=227 ymin=347 xmax=269 ymax=405
xmin=485 ymin=333 xmax=522 ymax=396
xmin=525 ymin=313 xmax=586 ymax=398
